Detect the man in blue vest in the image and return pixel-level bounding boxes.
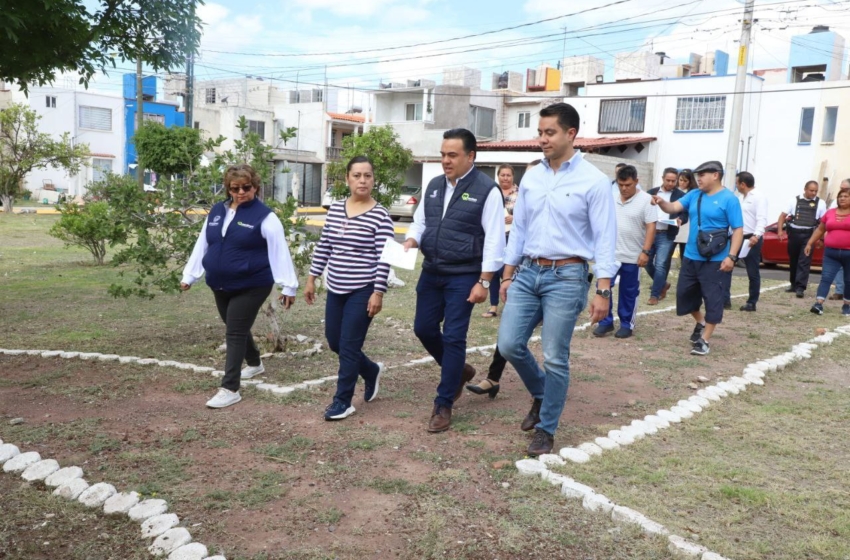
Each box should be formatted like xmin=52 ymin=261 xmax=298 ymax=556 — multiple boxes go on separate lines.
xmin=404 ymin=128 xmax=506 ymax=433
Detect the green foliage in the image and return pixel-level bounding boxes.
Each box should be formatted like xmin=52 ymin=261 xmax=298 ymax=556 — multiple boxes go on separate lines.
xmin=133 ymin=122 xmax=204 ymax=177
xmin=1 ymin=0 xmax=202 ymax=93
xmin=278 ymin=126 xmax=298 ymax=146
xmin=326 ymin=125 xmax=414 ymax=209
xmin=49 ymin=200 xmax=128 ymax=265
xmin=0 ymin=103 xmax=90 ymax=213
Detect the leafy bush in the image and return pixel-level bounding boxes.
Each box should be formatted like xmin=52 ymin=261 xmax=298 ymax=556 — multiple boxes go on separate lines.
xmin=49 ymin=200 xmax=127 ymax=265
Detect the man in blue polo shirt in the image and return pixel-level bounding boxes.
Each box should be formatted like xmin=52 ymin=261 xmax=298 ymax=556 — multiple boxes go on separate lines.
xmin=653 ymin=161 xmax=743 ymax=356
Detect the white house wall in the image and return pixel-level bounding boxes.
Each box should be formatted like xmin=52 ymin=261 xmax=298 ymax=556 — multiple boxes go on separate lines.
xmin=273 ymin=103 xmax=325 ymax=157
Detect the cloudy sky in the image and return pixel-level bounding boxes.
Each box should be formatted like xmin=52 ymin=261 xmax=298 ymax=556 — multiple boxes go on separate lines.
xmin=85 ymin=0 xmax=850 ymax=107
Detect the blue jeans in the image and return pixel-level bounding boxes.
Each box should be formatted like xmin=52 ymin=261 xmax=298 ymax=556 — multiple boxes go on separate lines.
xmin=325 ymin=285 xmax=380 ymax=406
xmin=498 ymin=260 xmax=589 ymax=436
xmin=599 ymin=263 xmax=640 ymax=330
xmin=834 ymin=266 xmax=845 ymax=295
xmin=414 ymin=271 xmax=479 ymax=408
xmin=645 ymin=234 xmax=675 ymax=299
xmin=816 ymin=248 xmax=850 ymax=301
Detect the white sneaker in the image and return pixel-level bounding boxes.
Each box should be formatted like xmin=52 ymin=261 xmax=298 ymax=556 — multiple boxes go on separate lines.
xmin=240 ymin=362 xmax=265 ymax=379
xmin=206 ymin=388 xmax=242 ymax=408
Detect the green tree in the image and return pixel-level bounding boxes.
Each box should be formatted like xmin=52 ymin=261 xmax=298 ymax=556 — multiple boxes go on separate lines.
xmin=1 ymin=0 xmax=202 ymax=93
xmin=49 ymin=199 xmax=128 ymax=265
xmin=0 ymin=103 xmax=90 ymax=213
xmin=133 ymin=122 xmax=204 ymax=178
xmin=326 ymin=125 xmax=413 ymax=209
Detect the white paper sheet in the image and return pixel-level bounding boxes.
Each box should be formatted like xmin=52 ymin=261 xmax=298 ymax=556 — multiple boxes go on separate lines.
xmin=738 ymin=242 xmax=751 ymax=259
xmin=379 ymin=239 xmax=418 ymax=270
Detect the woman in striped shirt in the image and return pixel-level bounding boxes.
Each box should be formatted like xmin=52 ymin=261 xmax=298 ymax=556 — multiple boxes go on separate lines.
xmin=304 ymin=156 xmax=396 ymax=421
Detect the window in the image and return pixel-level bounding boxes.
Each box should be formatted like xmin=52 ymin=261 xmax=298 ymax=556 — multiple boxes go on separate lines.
xmin=517 ymin=112 xmax=531 ymax=129
xmin=405 ymin=103 xmax=423 ymax=121
xmin=469 ymin=106 xmax=495 ymax=138
xmin=205 ymin=88 xmax=216 ymax=104
xmin=313 ymin=89 xmax=323 ymax=103
xmin=79 ymin=106 xmax=112 ymax=131
xmin=599 ymin=98 xmax=646 ymax=133
xmin=133 ymin=113 xmax=165 ymax=131
xmin=821 ymin=107 xmax=838 ymax=143
xmin=798 ymin=107 xmax=814 ymax=144
xmin=674 ymin=96 xmax=726 ymax=131
xmin=91 ymin=158 xmax=113 ymax=183
xmin=247 ymin=120 xmax=265 ymax=140
xmin=45 ymin=96 xmax=56 ymax=108
xmin=193 ymin=121 xmax=200 ymax=129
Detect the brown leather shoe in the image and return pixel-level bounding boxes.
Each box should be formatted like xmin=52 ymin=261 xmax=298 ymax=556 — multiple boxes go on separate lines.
xmin=453 ymin=364 xmax=476 ymax=402
xmin=647 ymin=297 xmax=659 ymax=305
xmin=427 ymin=404 xmax=452 ymax=433
xmin=520 ymin=398 xmax=542 ymax=432
xmin=660 ymin=282 xmax=671 ymax=300
xmin=527 ymin=428 xmax=554 ymax=456
xmin=829 ymin=293 xmax=844 ymax=301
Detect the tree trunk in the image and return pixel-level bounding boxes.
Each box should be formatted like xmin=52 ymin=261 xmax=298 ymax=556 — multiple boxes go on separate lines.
xmin=0 ymin=194 xmax=13 ymax=214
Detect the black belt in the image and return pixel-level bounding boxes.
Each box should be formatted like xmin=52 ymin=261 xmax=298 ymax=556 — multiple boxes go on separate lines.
xmin=743 ymin=233 xmax=754 ymax=239
xmin=789 ymin=227 xmax=816 ymax=233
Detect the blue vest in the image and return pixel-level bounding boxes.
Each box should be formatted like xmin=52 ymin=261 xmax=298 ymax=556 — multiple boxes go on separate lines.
xmin=420 ymin=167 xmax=499 ymax=275
xmin=203 ymin=198 xmax=274 ymax=291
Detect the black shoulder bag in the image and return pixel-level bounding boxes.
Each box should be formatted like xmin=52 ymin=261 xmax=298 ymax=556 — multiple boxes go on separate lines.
xmin=695 ymin=192 xmax=730 ymax=259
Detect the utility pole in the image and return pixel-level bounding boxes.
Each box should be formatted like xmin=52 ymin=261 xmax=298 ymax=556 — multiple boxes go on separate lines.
xmin=185 ymin=52 xmax=194 ymax=129
xmin=136 ymin=53 xmax=145 ymax=189
xmin=724 ymin=0 xmax=755 ymax=190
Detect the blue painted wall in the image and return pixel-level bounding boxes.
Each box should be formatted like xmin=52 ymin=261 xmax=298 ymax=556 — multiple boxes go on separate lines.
xmin=787 ymin=31 xmax=841 ymax=82
xmin=123 ymin=74 xmax=186 ymax=175
xmin=714 ymin=50 xmax=729 ymax=77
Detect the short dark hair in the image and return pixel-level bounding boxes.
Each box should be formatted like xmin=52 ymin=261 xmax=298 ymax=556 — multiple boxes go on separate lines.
xmin=346 ymin=155 xmax=374 ymax=174
xmin=805 ymin=180 xmax=819 ymax=190
xmin=539 ymin=102 xmax=580 ymax=134
xmin=736 ymin=171 xmax=755 ymax=188
xmin=616 ymin=165 xmax=639 ymax=183
xmin=662 ymin=167 xmax=679 ymax=178
xmin=443 ymin=128 xmax=477 ymax=156
xmin=615 ymin=162 xmax=627 ymax=170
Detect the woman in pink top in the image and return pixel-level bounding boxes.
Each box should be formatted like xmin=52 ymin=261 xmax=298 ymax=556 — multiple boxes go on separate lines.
xmin=806 ymin=189 xmax=850 ymax=315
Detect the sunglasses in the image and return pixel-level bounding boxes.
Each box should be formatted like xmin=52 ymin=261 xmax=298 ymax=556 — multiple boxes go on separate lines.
xmin=228 ymin=185 xmax=253 ymax=193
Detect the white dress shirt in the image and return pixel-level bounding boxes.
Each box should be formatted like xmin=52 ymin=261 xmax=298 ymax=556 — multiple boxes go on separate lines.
xmin=181 ymin=207 xmax=299 ymax=296
xmin=406 ymin=166 xmax=506 ymax=272
xmin=737 ymin=189 xmax=769 ymax=236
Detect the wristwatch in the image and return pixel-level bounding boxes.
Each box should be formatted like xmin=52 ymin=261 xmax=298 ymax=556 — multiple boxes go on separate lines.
xmin=479 ymin=278 xmax=491 ymax=289
xmin=596 ymin=289 xmax=611 ymax=299
xmin=727 ymin=255 xmax=739 ymax=263
xmin=641 ymin=249 xmax=651 ymax=256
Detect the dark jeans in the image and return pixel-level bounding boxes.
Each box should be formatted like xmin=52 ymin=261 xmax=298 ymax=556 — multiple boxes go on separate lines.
xmin=487 ymin=346 xmax=508 ymax=382
xmin=742 ymin=237 xmax=763 ymax=305
xmin=788 ymin=228 xmax=815 ymax=291
xmin=213 ymin=284 xmax=273 ymax=392
xmin=816 ymin=248 xmax=850 ymax=301
xmin=325 ymin=285 xmax=380 ymax=406
xmin=413 ymin=271 xmax=478 ymax=408
xmin=489 ymin=266 xmax=504 ymax=307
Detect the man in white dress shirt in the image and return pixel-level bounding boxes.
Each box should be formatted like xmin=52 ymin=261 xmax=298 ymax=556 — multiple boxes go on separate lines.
xmin=735 ymin=172 xmax=769 ymax=312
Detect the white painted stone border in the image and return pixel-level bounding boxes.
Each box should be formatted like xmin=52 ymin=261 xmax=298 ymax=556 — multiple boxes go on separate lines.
xmin=0 ymin=283 xmax=792 ymax=400
xmin=0 ymin=440 xmax=224 ymax=560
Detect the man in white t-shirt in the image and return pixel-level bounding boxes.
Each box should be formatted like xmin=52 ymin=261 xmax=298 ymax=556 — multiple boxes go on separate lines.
xmin=594 ymin=165 xmax=656 ymax=339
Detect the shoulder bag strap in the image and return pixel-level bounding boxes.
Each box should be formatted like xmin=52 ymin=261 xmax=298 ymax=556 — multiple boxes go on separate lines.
xmin=697 ymin=192 xmax=703 ymax=231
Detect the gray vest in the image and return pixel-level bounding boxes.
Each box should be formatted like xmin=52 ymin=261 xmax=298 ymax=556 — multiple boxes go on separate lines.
xmin=792 ymin=196 xmax=820 ymax=229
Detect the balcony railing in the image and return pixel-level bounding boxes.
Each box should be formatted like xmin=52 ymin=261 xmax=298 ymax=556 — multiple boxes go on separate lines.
xmin=326 ymin=146 xmax=343 ymax=160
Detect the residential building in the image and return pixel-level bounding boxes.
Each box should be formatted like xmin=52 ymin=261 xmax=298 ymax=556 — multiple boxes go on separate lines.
xmin=123 ymin=74 xmax=185 ymax=181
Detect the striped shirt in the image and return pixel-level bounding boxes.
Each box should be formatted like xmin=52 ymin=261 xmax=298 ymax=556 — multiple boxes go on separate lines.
xmin=309 ymin=200 xmax=395 ymax=294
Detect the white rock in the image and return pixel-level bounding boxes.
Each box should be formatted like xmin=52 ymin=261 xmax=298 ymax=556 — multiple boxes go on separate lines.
xmin=561 ymin=479 xmax=595 ymax=499
xmin=767 ymin=358 xmax=785 ymax=371
xmin=620 ymin=425 xmax=646 ymax=440
xmin=670 ymin=406 xmax=694 ymax=419
xmin=716 ymin=381 xmax=740 ymax=395
xmin=168 ymin=543 xmax=209 ymax=560
xmin=611 ymin=505 xmax=669 ymax=535
xmin=3 ymin=451 xmax=41 ymax=472
xmin=799 ymin=342 xmax=818 ymax=350
xmin=577 ymin=442 xmax=604 ymax=456
xmin=54 ymin=478 xmax=89 ymax=499
xmin=254 ymin=383 xmax=278 ymax=391
xmin=203 ymin=557 xmax=227 ymax=560
xmin=757 ymin=360 xmax=777 ymax=373
xmin=582 ymin=492 xmax=615 ymax=513
xmin=78 ymin=352 xmax=102 ymax=360
xmin=269 ymin=386 xmax=295 ymax=395
xmin=136 ymin=358 xmax=160 ymax=365
xmin=303 ymin=379 xmax=327 ymax=386
xmin=515 ymin=459 xmax=548 ymax=477
xmin=702 ymin=553 xmax=732 ymax=560
xmin=559 ymin=448 xmax=591 ymax=463
xmin=644 ymin=415 xmax=671 ymax=429
xmin=657 ymin=409 xmax=682 ymax=423
xmin=210 ymin=370 xmax=225 ymax=377
xmin=594 ymin=437 xmax=619 ymax=451
xmin=45 ymin=466 xmax=84 ymax=488
xmin=705 ymin=385 xmax=728 ymax=398
xmin=749 ymin=362 xmax=769 ymax=372
xmin=149 ymin=527 xmax=192 ymax=557
xmin=539 ymin=453 xmax=566 ymax=466
xmin=41 ymin=350 xmax=63 ymax=358
xmin=677 ymin=399 xmax=703 ymax=413
xmin=697 ymin=389 xmax=722 ymax=402
xmin=743 ymin=374 xmax=765 ymax=386
xmin=544 ymin=472 xmax=571 ymax=487
xmin=119 ymin=356 xmax=141 ymax=364
xmin=631 ymin=419 xmax=658 ymax=435
xmin=103 ymin=491 xmax=140 ymax=514
xmin=60 ymin=351 xmax=80 ymax=358
xmin=728 ymin=376 xmax=750 ymax=388
xmin=141 ymin=513 xmax=180 ymax=538
xmin=289 ymin=383 xmax=309 ymax=390
xmin=21 ymin=459 xmax=60 ymax=481
xmin=97 ymin=354 xmax=120 ymax=361
xmin=192 ymin=366 xmax=214 ymax=373
xmin=78 ymin=482 xmax=116 ymax=507
xmin=26 ymin=349 xmax=47 ymax=355
xmin=688 ymin=395 xmax=711 ymax=408
xmin=128 ymin=498 xmax=169 ymax=521
xmin=667 ymin=535 xmax=709 ymax=558
xmin=607 ymin=430 xmax=635 ymax=445
xmin=742 ymin=368 xmax=765 ymax=379
xmin=0 ymin=443 xmax=21 ymax=463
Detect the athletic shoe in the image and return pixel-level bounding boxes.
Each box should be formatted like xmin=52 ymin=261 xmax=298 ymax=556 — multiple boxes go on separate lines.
xmin=796 ymin=290 xmax=805 ymax=298
xmin=364 ymin=362 xmax=384 ymax=402
xmin=593 ymin=324 xmax=615 ymax=337
xmin=614 ymin=327 xmax=633 ymax=339
xmin=689 ymin=322 xmax=705 ymax=343
xmin=810 ymin=302 xmax=824 ymax=315
xmin=206 ymin=388 xmax=242 ymax=409
xmin=240 ymin=362 xmax=265 ymax=379
xmin=690 ymin=338 xmax=710 ymax=356
xmin=842 ymin=304 xmax=850 ymax=316
xmin=324 ymin=400 xmax=355 ymax=421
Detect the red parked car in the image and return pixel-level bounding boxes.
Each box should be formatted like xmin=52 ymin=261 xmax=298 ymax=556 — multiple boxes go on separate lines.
xmin=760 ymin=222 xmax=824 ymax=267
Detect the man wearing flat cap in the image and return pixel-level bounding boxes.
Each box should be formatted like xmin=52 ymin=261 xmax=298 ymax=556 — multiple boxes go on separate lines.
xmin=652 ymin=161 xmax=743 ymax=356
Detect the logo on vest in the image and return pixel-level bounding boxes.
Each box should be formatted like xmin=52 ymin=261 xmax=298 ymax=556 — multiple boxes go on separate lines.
xmin=236 ymin=221 xmax=255 ymax=229
xmin=209 ymin=215 xmax=222 ymax=227
xmin=461 ymin=193 xmax=478 ymax=203
xmin=430 ymin=190 xmax=438 ymax=198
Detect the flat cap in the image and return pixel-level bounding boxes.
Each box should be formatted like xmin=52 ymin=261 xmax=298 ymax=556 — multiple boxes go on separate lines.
xmin=694 ymin=160 xmax=723 ymax=174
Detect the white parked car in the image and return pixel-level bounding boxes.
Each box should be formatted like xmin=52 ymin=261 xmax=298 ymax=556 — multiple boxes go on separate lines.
xmin=388 ymin=186 xmax=421 ymax=221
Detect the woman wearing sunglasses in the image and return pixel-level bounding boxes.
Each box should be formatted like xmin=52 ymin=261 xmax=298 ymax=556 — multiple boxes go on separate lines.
xmin=303 ymin=156 xmax=396 ymax=421
xmin=181 ymin=164 xmax=298 ymax=409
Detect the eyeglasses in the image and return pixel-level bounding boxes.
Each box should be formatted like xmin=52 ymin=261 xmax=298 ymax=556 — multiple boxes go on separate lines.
xmin=228 ymin=185 xmax=252 ymax=193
